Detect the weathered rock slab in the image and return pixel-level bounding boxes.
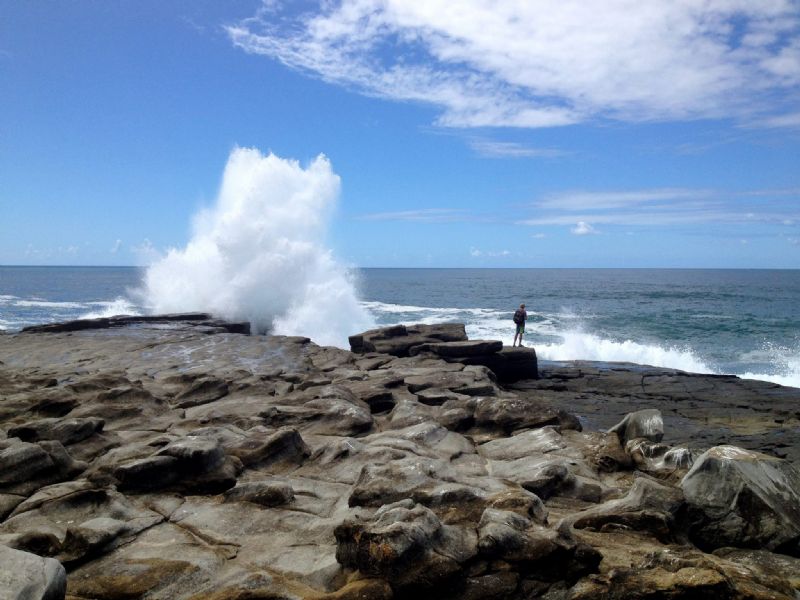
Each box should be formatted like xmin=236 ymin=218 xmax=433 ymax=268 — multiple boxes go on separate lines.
xmin=0 ymin=544 xmax=66 ymax=600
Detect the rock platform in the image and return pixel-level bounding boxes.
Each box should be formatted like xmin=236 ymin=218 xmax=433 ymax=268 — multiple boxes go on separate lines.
xmin=1 ymin=315 xmax=799 ymax=599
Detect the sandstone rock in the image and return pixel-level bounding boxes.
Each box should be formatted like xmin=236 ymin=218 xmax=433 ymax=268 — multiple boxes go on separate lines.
xmin=410 ymin=340 xmax=504 ymax=357
xmin=0 ymin=544 xmax=66 ymax=600
xmin=68 ymin=384 xmax=171 ymax=431
xmin=1 ymin=486 xmax=163 ymax=557
xmin=608 ymin=409 xmax=664 ymax=445
xmin=172 ymin=377 xmax=229 ymax=408
xmin=0 ymin=439 xmax=86 ymax=496
xmin=681 ymin=445 xmax=800 ymax=554
xmin=447 ymin=346 xmax=539 ymax=383
xmin=188 ymin=425 xmax=311 ymax=470
xmin=488 ymin=457 xmax=573 ymax=500
xmin=479 ymin=427 xmax=569 ymax=461
xmin=473 ymin=395 xmax=559 ymax=433
xmin=485 ymin=488 xmax=548 ymax=525
xmin=569 ymin=477 xmax=685 ymax=542
xmin=259 ymin=398 xmax=373 ymax=436
xmin=0 ymin=493 xmax=24 ymax=520
xmin=349 ymin=323 xmax=467 ymax=356
xmin=59 ymin=516 xmax=129 ymax=562
xmin=3 ymin=317 xmax=800 ymax=599
xmin=478 ymin=508 xmax=557 ymax=561
xmin=7 ymin=417 xmax=104 ymax=445
xmin=0 ymin=440 xmax=54 ymax=485
xmin=65 ymin=523 xmax=227 ymax=599
xmin=626 ymin=438 xmax=694 ymax=473
xmin=335 ymin=499 xmax=477 ymax=593
xmin=712 ymin=548 xmax=800 ymax=594
xmin=223 ymin=479 xmax=294 ymax=507
xmin=113 ymin=455 xmax=180 ymax=491
xmin=157 ymin=436 xmax=225 ymax=470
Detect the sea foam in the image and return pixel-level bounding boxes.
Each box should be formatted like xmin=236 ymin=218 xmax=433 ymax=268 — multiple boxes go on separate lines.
xmin=141 ymin=147 xmax=374 ymax=348
xmin=79 ymin=298 xmax=141 ymax=320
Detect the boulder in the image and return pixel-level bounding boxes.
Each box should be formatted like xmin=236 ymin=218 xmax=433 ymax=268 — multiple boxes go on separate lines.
xmin=473 ymin=396 xmax=560 ymax=433
xmin=477 ymin=508 xmax=557 ymax=562
xmin=0 ymin=439 xmax=86 ymax=495
xmin=608 ymin=409 xmax=664 ymax=445
xmin=0 ymin=440 xmax=54 ymax=485
xmin=569 ymin=477 xmax=685 ymax=542
xmin=0 ymin=544 xmax=66 ymax=600
xmin=223 ymin=479 xmax=294 ymax=507
xmin=681 ymin=445 xmax=800 ymax=554
xmin=335 ymin=499 xmax=477 ymax=592
xmin=626 ymin=439 xmax=694 ymax=473
xmin=7 ymin=417 xmax=104 ymax=445
xmin=109 ymin=436 xmax=238 ymax=494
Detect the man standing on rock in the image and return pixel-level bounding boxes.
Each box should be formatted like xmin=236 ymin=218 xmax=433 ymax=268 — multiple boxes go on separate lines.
xmin=512 ymin=303 xmax=527 ymax=347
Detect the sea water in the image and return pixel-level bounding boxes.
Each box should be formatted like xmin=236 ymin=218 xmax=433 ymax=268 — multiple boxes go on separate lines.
xmin=1 ymin=266 xmax=799 ymax=388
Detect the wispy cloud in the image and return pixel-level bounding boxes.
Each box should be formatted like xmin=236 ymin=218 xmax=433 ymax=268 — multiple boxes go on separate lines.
xmin=759 ymin=111 xmax=800 ymax=128
xmin=110 ymin=239 xmax=122 ymax=253
xmin=469 ymin=139 xmax=566 ymax=158
xmin=520 ymin=209 xmax=800 ymax=227
xmin=470 ymin=247 xmax=511 ymax=257
xmin=537 ymin=188 xmax=713 ymax=211
xmin=358 ymin=208 xmax=472 ymax=222
xmin=520 ymin=187 xmax=800 ymax=231
xmin=229 ymin=1 xmax=800 ymax=128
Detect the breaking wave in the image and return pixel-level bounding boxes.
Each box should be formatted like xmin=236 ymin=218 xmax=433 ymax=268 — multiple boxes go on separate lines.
xmin=79 ymin=298 xmax=141 ymax=320
xmin=141 ymin=147 xmax=374 ymax=347
xmin=363 ymin=301 xmax=800 ymax=388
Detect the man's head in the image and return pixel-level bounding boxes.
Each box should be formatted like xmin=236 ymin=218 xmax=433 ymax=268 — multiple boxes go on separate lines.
xmin=520 ymin=303 xmax=525 ymax=309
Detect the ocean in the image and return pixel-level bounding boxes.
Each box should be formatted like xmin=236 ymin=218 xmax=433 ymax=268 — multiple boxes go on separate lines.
xmin=1 ymin=266 xmax=799 ymax=388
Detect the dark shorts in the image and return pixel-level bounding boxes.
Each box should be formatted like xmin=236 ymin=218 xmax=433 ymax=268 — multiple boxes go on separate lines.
xmin=516 ymin=323 xmax=525 ymax=334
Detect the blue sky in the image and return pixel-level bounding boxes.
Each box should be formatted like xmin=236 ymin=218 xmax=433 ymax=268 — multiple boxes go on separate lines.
xmin=2 ymin=0 xmax=799 ymax=268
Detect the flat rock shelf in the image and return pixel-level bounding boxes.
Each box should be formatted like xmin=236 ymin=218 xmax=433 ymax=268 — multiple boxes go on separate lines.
xmin=1 ymin=315 xmax=799 ymax=600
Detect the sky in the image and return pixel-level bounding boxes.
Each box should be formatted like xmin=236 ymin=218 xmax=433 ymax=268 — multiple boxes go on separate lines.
xmin=1 ymin=0 xmax=800 ymax=268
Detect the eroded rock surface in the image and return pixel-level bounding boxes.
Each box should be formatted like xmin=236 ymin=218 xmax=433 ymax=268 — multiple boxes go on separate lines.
xmin=0 ymin=317 xmax=799 ymax=599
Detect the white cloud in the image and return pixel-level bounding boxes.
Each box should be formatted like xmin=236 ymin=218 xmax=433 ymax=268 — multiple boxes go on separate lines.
xmin=571 ymin=221 xmax=597 ymax=235
xmin=132 ymin=238 xmax=160 ymax=265
xmin=469 ymin=140 xmax=566 ymax=158
xmin=531 ymin=233 xmax=547 ymax=239
xmin=110 ymin=239 xmax=122 ymax=253
xmin=537 ymin=188 xmax=713 ymax=211
xmin=756 ymin=110 xmax=800 ymax=128
xmin=520 ymin=187 xmax=800 ymax=228
xmin=229 ymin=1 xmax=800 ymax=128
xmin=470 ymin=247 xmax=510 ymax=257
xmin=358 ymin=208 xmax=470 ymax=222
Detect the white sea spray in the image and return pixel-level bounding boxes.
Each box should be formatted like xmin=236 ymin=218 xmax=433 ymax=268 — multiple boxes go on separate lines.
xmin=141 ymin=147 xmax=374 ymax=348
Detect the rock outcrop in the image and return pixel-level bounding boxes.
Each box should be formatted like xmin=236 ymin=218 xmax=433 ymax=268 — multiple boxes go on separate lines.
xmin=349 ymin=324 xmax=538 ymax=382
xmin=0 ymin=544 xmax=66 ymax=600
xmin=682 ymin=445 xmax=800 ymax=554
xmin=0 ymin=317 xmax=799 ymax=599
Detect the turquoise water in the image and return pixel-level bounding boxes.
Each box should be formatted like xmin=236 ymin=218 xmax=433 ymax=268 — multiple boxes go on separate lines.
xmin=1 ymin=266 xmax=799 ymax=386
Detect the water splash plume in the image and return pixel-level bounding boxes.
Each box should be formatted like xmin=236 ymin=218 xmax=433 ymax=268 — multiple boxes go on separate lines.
xmin=141 ymin=147 xmax=374 ymax=347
